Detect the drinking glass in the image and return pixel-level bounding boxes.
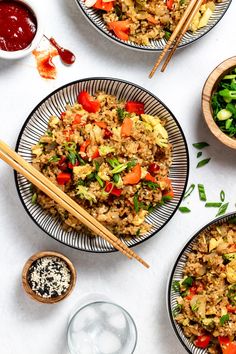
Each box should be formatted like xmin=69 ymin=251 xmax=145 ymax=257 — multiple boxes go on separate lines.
xmin=67 ymin=295 xmax=137 ymax=354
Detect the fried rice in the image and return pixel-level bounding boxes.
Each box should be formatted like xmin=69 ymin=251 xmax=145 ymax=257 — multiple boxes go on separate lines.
xmin=86 ymin=0 xmax=221 ymax=45
xmin=173 ymin=220 xmax=236 ymax=353
xmin=31 ymin=91 xmax=174 ymax=238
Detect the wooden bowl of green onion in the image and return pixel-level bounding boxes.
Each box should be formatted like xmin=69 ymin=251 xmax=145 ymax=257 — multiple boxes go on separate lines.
xmin=202 ymin=56 xmax=236 ymax=149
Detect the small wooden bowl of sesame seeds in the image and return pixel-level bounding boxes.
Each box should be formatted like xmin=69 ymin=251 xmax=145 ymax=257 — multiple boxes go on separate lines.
xmin=22 ymin=251 xmax=76 ymax=304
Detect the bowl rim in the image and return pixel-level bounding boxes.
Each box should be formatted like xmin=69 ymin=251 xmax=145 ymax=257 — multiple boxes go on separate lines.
xmin=0 ymin=0 xmax=44 ymax=60
xmin=22 ymin=250 xmax=77 ymax=304
xmin=166 ymin=211 xmax=236 ymax=354
xmin=14 ymin=76 xmax=189 ymax=253
xmin=202 ymin=56 xmax=236 ymax=149
xmin=74 ymin=0 xmax=232 ymax=52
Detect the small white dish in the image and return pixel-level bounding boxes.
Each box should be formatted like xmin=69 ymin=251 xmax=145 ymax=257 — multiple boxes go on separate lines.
xmin=0 ymin=0 xmax=44 ymax=60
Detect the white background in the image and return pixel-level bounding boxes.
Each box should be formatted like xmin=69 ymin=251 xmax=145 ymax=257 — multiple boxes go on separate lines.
xmin=0 ymin=0 xmax=236 ymax=353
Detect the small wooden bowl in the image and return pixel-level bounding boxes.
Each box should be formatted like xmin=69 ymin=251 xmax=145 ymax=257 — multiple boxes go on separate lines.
xmin=202 ymin=56 xmax=236 ymax=149
xmin=22 ymin=251 xmax=76 ymax=304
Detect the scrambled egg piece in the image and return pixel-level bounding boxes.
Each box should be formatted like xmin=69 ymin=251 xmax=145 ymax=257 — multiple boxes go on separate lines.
xmin=141 ymin=114 xmax=168 ymax=148
xmin=73 ymin=165 xmax=94 ymax=180
xmin=190 ymin=2 xmax=216 ymax=32
xmin=226 ymin=259 xmax=236 ymax=284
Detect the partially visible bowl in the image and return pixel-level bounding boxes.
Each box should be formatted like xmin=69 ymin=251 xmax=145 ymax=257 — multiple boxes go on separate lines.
xmin=167 ymin=212 xmax=236 ymax=354
xmin=202 ymin=56 xmax=236 ymax=149
xmin=74 ymin=0 xmax=231 ymax=52
xmin=22 ymin=251 xmax=77 ymax=304
xmin=0 ymin=0 xmax=44 ymax=60
xmin=14 ymin=77 xmax=189 ymax=253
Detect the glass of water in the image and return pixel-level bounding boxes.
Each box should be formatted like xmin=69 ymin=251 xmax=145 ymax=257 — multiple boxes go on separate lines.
xmin=67 ymin=296 xmax=137 ymax=354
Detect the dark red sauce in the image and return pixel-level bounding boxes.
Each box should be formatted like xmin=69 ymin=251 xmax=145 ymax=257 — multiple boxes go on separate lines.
xmin=49 ymin=37 xmax=75 ymax=65
xmin=0 ymin=0 xmax=37 ymax=51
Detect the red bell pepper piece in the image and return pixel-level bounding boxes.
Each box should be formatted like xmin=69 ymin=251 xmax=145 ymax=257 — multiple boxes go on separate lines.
xmin=78 ymin=91 xmax=100 ymax=113
xmin=166 ymin=0 xmax=173 ymax=10
xmin=123 ymin=164 xmax=141 ymax=185
xmin=111 ymin=186 xmax=122 ymax=196
xmin=58 ymin=156 xmax=68 ymax=171
xmin=148 ymin=163 xmax=160 ymax=175
xmin=80 ymin=139 xmax=91 ymax=153
xmin=121 ymin=117 xmax=133 ymax=137
xmin=227 ymin=305 xmax=236 ymax=314
xmin=105 ymin=181 xmax=114 ymax=193
xmin=104 ymin=128 xmax=113 ymax=139
xmin=108 ymin=20 xmax=130 ymax=41
xmin=145 ymin=172 xmax=157 ymax=183
xmin=94 ymin=121 xmax=107 ymax=129
xmin=104 ymin=181 xmax=122 ymax=196
xmin=57 ymin=172 xmax=71 ymax=185
xmin=93 ymin=0 xmax=114 ymax=12
xmin=125 ymin=101 xmax=144 ymax=115
xmin=194 ymin=335 xmax=211 ymax=349
xmin=91 ymin=148 xmax=100 ymax=159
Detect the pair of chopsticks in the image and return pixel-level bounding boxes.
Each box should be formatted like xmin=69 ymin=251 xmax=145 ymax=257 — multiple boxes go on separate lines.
xmin=149 ymin=0 xmax=203 ymax=78
xmin=0 ymin=140 xmax=149 ymax=268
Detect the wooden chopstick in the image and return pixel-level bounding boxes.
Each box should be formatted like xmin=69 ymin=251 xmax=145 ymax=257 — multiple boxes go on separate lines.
xmin=0 ymin=141 xmax=149 ymax=268
xmin=161 ymin=0 xmax=203 ymax=72
xmin=149 ymin=0 xmax=201 ymax=78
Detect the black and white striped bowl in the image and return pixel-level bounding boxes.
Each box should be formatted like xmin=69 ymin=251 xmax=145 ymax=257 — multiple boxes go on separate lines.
xmin=167 ymin=212 xmax=236 ymax=354
xmin=15 ymin=77 xmax=189 ymax=252
xmin=75 ymin=0 xmax=231 ymax=52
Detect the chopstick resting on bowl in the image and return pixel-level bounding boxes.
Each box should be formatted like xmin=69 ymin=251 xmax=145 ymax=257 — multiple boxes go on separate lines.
xmin=149 ymin=0 xmax=203 ymax=78
xmin=0 ymin=140 xmax=149 ymax=269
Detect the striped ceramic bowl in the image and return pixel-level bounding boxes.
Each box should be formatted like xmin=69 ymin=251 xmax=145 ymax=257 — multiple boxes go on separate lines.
xmin=15 ymin=77 xmax=189 ymax=253
xmin=167 ymin=212 xmax=236 ymax=353
xmin=74 ymin=0 xmax=231 ymax=52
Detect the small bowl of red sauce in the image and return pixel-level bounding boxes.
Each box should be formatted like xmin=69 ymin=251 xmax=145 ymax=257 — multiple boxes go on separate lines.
xmin=0 ymin=0 xmax=43 ymax=59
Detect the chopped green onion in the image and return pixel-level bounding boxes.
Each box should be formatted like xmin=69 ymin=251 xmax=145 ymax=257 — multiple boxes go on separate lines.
xmin=31 ymin=193 xmax=37 ymax=205
xmin=46 ymin=130 xmax=53 ymax=137
xmin=136 ymin=228 xmax=141 ymax=237
xmin=182 ymin=276 xmax=193 ymax=287
xmin=197 ymin=151 xmax=202 ymax=158
xmin=95 ymin=161 xmax=100 ymax=172
xmin=198 ymin=184 xmax=207 ymax=201
xmin=48 ymin=155 xmax=60 ymax=163
xmin=117 ymin=107 xmax=126 ymax=121
xmin=197 ymin=158 xmax=211 ymax=168
xmin=67 ymin=151 xmax=77 ymax=165
xmin=77 ymin=155 xmax=86 ymax=166
xmin=113 ymin=174 xmax=120 ymax=183
xmin=95 ymin=175 xmax=104 ymax=188
xmin=205 ymin=202 xmax=222 ymax=208
xmin=77 ymin=179 xmax=85 ymax=186
xmin=126 ymin=159 xmax=137 ymax=171
xmin=216 ymin=203 xmax=229 ymax=217
xmin=161 ymin=195 xmax=172 ymax=203
xmin=87 ymin=172 xmax=96 ymax=181
xmin=164 ymin=30 xmax=171 ymax=41
xmin=172 ymin=304 xmax=182 ymax=317
xmin=184 ymin=184 xmax=195 ymax=199
xmin=142 ymin=181 xmax=159 ymax=189
xmin=107 ymin=158 xmax=120 ymax=168
xmin=179 ymin=206 xmax=191 ymax=213
xmin=111 ymin=164 xmax=127 ymax=174
xmin=172 ymin=281 xmax=180 ymax=292
xmin=220 ymin=190 xmax=225 ymax=202
xmin=133 ymin=193 xmax=139 ymax=213
xmin=192 ymin=142 xmax=209 ymax=149
xmin=220 ymin=314 xmax=229 ymax=326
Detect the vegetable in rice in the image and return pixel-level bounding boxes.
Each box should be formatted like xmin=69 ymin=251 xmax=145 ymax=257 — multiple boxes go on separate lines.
xmin=31 ymin=91 xmax=174 ymax=237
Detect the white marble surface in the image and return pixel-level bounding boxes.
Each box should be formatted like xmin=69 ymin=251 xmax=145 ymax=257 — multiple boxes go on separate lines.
xmin=0 ymin=1 xmax=236 ymax=353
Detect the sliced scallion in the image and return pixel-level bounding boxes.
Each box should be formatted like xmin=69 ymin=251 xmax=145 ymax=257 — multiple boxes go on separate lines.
xmin=192 ymin=142 xmax=209 ymax=149
xmin=95 ymin=175 xmax=104 ymax=188
xmin=198 ymin=184 xmax=207 ymax=201
xmin=216 ymin=203 xmax=229 ymax=217
xmin=197 ymin=158 xmax=211 ymax=168
xmin=31 ymin=193 xmax=37 ymax=205
xmin=220 ymin=190 xmax=225 ymax=202
xmin=133 ymin=193 xmax=139 ymax=213
xmin=197 ymin=151 xmax=202 ymax=158
xmin=184 ymin=184 xmax=195 ymax=199
xmin=205 ymin=202 xmax=222 ymax=208
xmin=179 ymin=206 xmax=191 ymax=213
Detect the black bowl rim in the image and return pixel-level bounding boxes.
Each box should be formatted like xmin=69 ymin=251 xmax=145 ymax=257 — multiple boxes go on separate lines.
xmin=167 ymin=211 xmax=236 ymax=354
xmin=74 ymin=0 xmax=232 ymax=52
xmin=14 ymin=76 xmax=189 ymax=253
